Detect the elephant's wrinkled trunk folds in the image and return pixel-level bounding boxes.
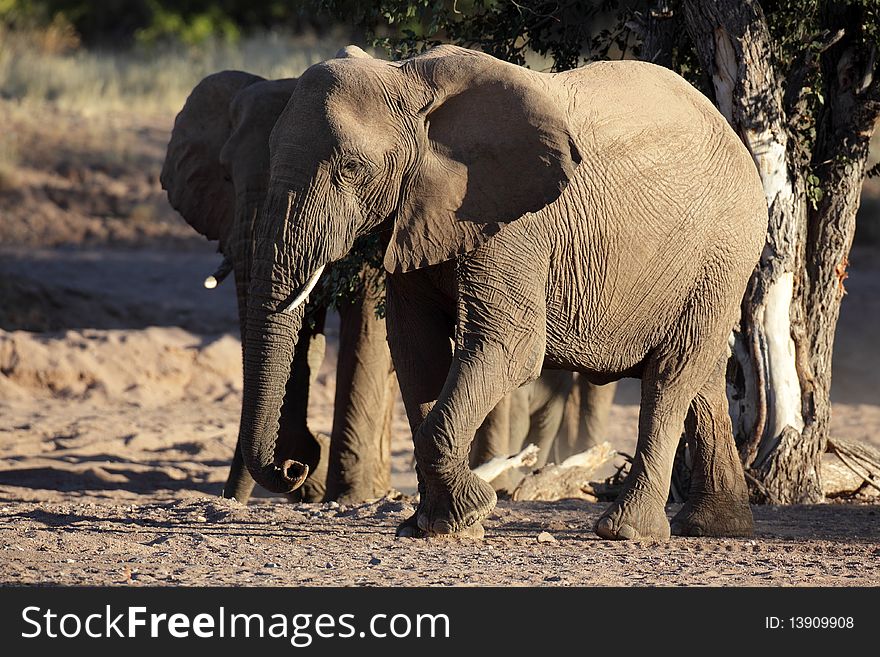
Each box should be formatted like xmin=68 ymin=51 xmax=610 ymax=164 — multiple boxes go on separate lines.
xmin=237 ymin=189 xmax=326 ymax=493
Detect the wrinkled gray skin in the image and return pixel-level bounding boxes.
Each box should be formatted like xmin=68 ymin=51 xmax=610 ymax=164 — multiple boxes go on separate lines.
xmin=240 ymin=45 xmax=765 ymax=541
xmin=161 ymin=53 xmax=396 ymax=504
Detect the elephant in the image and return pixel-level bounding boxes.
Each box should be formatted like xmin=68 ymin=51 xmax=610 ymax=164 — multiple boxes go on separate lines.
xmin=234 ymin=44 xmax=766 ymax=541
xmin=160 ymin=51 xmax=613 ymax=505
xmin=161 ymin=48 xmax=397 ymax=505
xmin=511 ymin=375 xmax=618 ymax=469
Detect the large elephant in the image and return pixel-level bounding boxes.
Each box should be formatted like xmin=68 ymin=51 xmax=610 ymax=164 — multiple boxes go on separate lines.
xmin=161 ymin=48 xmax=397 ymax=504
xmin=235 ymin=45 xmax=766 ymax=541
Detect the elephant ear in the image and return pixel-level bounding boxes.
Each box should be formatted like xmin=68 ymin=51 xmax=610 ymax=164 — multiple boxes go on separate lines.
xmin=161 ymin=70 xmax=264 ymax=246
xmin=385 ymin=45 xmax=582 ymax=273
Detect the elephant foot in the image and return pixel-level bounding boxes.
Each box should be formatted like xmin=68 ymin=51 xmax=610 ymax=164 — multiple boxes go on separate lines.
xmin=395 ymin=512 xmax=427 ymax=538
xmin=396 ymin=512 xmax=485 ymax=540
xmin=296 ymin=478 xmax=327 ymax=503
xmin=331 ymin=488 xmax=384 ymax=506
xmin=429 ymin=521 xmax=485 ymax=540
xmin=594 ymin=491 xmax=670 ymax=541
xmin=670 ymin=492 xmax=754 ymax=537
xmin=221 ymin=486 xmax=252 ymax=505
xmin=417 ymin=471 xmax=497 ymax=536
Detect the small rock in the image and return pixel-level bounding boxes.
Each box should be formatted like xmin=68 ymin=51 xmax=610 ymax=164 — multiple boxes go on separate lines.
xmin=325 ymin=562 xmax=334 ymax=569
xmin=544 ymin=575 xmax=562 ymax=582
xmin=537 ymin=531 xmax=556 ymax=544
xmin=264 ymin=562 xmax=280 ymax=569
xmin=194 ymin=515 xmax=207 ymax=523
xmin=369 ymin=557 xmax=381 ymax=566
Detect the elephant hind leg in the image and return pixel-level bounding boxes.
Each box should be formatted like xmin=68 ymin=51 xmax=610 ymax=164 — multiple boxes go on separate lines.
xmin=525 ymin=370 xmax=574 ymax=468
xmin=594 ymin=360 xmax=689 ymax=541
xmin=671 ymin=360 xmax=754 ymax=537
xmin=594 ymin=332 xmax=730 ymax=541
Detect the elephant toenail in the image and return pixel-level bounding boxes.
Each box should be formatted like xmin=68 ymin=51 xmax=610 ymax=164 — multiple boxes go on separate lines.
xmin=616 ymin=523 xmax=637 ymax=540
xmin=595 ymin=517 xmax=614 ymax=538
xmin=417 ymin=512 xmax=430 ymax=531
xmin=432 ymin=520 xmax=454 ymax=534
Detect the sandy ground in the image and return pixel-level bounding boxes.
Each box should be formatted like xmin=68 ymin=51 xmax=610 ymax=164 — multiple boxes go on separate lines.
xmin=0 ymin=102 xmax=878 ymax=587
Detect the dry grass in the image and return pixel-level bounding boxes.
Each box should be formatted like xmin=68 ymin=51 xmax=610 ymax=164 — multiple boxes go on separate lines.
xmin=0 ymin=130 xmax=20 ymax=191
xmin=0 ymin=27 xmax=352 ymax=115
xmin=0 ymin=28 xmax=366 ymax=249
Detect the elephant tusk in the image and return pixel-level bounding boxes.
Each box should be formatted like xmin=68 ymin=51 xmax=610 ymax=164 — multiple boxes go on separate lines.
xmin=204 ymin=256 xmax=234 ymax=289
xmin=282 ymin=265 xmax=325 ymax=314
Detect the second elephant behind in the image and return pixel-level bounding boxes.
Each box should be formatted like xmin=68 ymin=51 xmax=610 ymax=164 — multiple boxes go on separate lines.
xmin=161 ymin=51 xmax=397 ymax=504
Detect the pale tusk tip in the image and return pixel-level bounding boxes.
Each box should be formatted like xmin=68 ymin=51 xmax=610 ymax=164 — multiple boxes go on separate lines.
xmin=204 ymin=276 xmax=218 ymax=289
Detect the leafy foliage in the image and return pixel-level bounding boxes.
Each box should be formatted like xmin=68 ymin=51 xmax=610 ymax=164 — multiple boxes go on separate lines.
xmin=312 ymin=234 xmax=387 ymax=318
xmin=315 ymin=1 xmax=635 ymax=68
xmin=0 ymin=0 xmax=331 ymax=46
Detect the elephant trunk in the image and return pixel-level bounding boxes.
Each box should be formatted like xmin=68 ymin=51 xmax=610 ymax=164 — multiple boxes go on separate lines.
xmin=222 ymin=193 xmax=263 ymax=502
xmin=237 ymin=190 xmax=325 ymax=494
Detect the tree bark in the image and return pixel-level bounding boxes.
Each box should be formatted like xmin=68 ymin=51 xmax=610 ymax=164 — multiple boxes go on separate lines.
xmin=634 ymin=0 xmax=676 ymax=68
xmin=681 ymin=0 xmax=879 ymax=503
xmin=682 ymin=0 xmax=819 ymax=503
xmin=805 ymin=3 xmax=880 ymax=490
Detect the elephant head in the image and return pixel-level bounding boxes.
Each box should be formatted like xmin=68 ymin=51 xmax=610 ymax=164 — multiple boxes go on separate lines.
xmin=160 ymin=71 xmax=298 ymax=342
xmin=239 ymin=44 xmax=581 ymax=493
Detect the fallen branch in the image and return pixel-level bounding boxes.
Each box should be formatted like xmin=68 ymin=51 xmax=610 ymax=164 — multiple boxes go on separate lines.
xmin=472 ymin=443 xmax=540 ymax=483
xmin=825 ymin=437 xmax=880 ymax=496
xmin=591 ymin=451 xmax=632 ymax=502
xmin=511 ymin=442 xmax=615 ymax=502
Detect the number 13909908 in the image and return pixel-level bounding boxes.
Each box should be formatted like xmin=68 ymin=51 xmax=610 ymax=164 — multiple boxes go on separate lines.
xmin=765 ymin=616 xmax=854 ymax=629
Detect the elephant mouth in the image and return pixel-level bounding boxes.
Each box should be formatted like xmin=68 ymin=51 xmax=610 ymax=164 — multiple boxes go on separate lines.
xmin=282 ymin=264 xmax=325 ymax=313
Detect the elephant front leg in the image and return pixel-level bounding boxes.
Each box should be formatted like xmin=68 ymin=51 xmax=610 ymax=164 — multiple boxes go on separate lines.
xmin=411 ymin=359 xmax=508 ymax=536
xmin=385 ymin=268 xmax=457 ymax=538
xmin=222 ymin=440 xmax=257 ymax=503
xmin=412 ymin=254 xmax=548 ymax=537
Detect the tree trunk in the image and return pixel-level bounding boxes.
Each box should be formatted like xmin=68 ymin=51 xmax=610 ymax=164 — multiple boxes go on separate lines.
xmin=682 ymin=0 xmax=819 ymax=503
xmin=805 ymin=3 xmax=880 ymax=492
xmin=681 ymin=0 xmax=879 ymax=503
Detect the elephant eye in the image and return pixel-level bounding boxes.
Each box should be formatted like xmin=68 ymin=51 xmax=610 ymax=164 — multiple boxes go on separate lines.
xmin=341 ymin=158 xmax=360 ymax=172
